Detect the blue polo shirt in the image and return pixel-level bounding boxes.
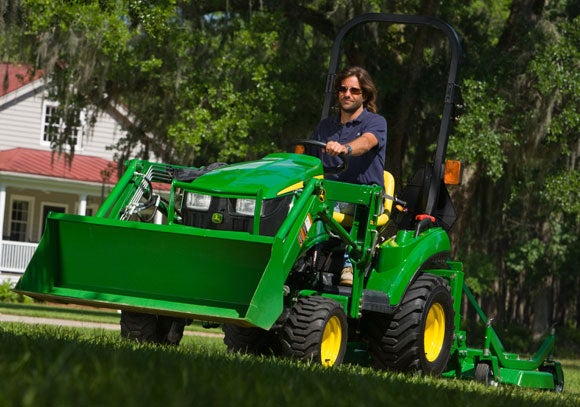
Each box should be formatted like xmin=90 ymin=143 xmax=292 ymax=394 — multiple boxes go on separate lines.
xmin=311 ymin=109 xmax=387 ymax=188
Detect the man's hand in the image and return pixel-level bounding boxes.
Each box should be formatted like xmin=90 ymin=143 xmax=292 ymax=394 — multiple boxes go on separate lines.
xmin=325 ymin=141 xmax=349 ymax=157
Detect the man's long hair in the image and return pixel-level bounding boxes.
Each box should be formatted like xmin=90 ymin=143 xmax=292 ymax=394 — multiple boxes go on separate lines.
xmin=334 ymin=66 xmax=378 ymax=113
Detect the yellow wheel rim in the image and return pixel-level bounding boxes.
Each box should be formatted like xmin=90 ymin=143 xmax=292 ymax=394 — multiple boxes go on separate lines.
xmin=424 ymin=302 xmax=446 ymax=362
xmin=320 ymin=315 xmax=343 ymax=367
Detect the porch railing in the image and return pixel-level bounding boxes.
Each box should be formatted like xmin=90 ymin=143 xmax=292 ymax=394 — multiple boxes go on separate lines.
xmin=0 ymin=240 xmax=38 ymax=274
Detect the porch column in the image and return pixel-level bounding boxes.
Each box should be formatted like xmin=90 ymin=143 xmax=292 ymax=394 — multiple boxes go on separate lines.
xmin=0 ymin=184 xmax=6 ymax=239
xmin=78 ymin=193 xmax=87 ymax=215
xmin=154 ymin=209 xmax=163 ymax=224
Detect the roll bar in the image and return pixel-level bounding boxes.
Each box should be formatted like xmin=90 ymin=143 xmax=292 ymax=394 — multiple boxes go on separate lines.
xmin=321 ymin=13 xmax=463 ymax=216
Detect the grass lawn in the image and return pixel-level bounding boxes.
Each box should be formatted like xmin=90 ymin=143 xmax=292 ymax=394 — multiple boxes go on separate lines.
xmin=1 ymin=302 xmax=579 ymax=406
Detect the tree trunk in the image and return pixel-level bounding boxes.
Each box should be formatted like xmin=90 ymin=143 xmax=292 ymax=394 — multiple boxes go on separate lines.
xmin=497 ymin=0 xmax=545 ymax=55
xmin=448 ymin=164 xmax=481 ymax=255
xmin=532 ymin=283 xmax=553 ymax=340
xmin=576 ymin=275 xmax=580 ymax=328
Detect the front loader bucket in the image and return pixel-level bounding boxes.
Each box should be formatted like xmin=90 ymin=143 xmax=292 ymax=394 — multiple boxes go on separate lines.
xmin=15 ymin=213 xmax=284 ymax=329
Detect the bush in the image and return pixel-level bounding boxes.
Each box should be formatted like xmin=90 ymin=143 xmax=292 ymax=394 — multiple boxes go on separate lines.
xmin=0 ymin=280 xmax=33 ymax=303
xmin=556 ymin=327 xmax=580 ymax=358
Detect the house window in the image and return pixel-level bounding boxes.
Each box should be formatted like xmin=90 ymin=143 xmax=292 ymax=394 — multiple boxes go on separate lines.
xmin=41 ymin=101 xmax=82 ymax=146
xmin=40 ymin=203 xmax=67 ymax=238
xmin=9 ymin=197 xmax=34 ymax=242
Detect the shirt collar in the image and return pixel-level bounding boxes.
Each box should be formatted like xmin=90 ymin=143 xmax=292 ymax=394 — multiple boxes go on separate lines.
xmin=335 ymin=108 xmax=368 ymax=125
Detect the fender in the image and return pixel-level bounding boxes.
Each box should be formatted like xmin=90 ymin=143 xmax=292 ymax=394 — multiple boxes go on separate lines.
xmin=366 ymin=227 xmax=451 ymax=305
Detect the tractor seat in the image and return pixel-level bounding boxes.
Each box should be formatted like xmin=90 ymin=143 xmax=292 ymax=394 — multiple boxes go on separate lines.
xmin=333 ymin=171 xmax=396 ymax=227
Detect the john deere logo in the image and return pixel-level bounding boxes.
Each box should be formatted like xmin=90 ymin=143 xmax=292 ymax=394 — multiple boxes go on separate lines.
xmin=211 ymin=213 xmax=223 ymax=224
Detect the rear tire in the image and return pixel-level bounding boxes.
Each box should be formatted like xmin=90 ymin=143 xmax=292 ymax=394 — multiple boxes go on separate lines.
xmin=223 ymin=324 xmax=279 ymax=356
xmin=280 ymin=296 xmax=347 ymax=367
xmin=540 ymin=364 xmax=564 ymax=393
xmin=120 ymin=311 xmax=186 ymax=345
xmin=366 ymin=273 xmax=454 ymax=375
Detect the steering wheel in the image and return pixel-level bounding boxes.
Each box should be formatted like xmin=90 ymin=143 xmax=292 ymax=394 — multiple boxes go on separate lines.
xmin=292 ymin=139 xmax=348 ymax=174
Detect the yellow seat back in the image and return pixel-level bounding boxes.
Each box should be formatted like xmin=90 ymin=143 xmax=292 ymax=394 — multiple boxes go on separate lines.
xmin=377 ymin=171 xmax=395 ymax=226
xmin=333 ymin=171 xmax=396 ymax=227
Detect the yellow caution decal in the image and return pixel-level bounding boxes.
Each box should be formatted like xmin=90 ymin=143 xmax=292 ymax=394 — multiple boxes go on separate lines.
xmin=298 ymin=214 xmax=313 ymax=246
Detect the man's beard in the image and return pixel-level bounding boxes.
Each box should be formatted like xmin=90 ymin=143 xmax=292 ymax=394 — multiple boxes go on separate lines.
xmin=340 ymin=101 xmax=362 ymax=114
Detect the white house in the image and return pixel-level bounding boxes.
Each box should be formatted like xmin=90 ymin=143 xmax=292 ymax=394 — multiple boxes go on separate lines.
xmin=0 ymin=62 xmax=137 ymax=283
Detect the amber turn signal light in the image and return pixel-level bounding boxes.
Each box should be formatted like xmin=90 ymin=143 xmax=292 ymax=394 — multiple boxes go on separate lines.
xmin=444 ymin=160 xmax=462 ymax=185
xmin=294 ymin=144 xmax=305 ymax=154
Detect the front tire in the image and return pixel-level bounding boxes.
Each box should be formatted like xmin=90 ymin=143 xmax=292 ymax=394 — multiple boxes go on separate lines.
xmin=280 ymin=296 xmax=348 ymax=367
xmin=120 ymin=311 xmax=186 ymax=345
xmin=367 ymin=273 xmax=454 ymax=375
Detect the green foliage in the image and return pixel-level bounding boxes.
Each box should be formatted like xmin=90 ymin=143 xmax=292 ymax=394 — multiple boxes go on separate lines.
xmin=165 ymin=15 xmax=295 ymax=164
xmin=446 ymin=0 xmax=511 ymax=49
xmin=529 ymin=17 xmax=580 ymax=145
xmin=462 ymin=250 xmax=498 ymax=296
xmin=530 ymin=16 xmax=580 ymax=222
xmin=4 ymin=2 xmax=329 ymax=165
xmin=448 ymin=6 xmax=580 ymax=331
xmin=542 ymin=171 xmax=580 ymax=217
xmin=450 ymin=79 xmax=514 ymax=180
xmin=505 ymin=237 xmax=544 ymax=275
xmin=0 ymin=281 xmax=32 ymax=304
xmin=15 ymin=0 xmax=136 ymax=155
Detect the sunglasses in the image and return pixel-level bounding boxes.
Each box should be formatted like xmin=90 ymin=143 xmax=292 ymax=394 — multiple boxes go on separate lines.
xmin=337 ymin=86 xmax=363 ymax=95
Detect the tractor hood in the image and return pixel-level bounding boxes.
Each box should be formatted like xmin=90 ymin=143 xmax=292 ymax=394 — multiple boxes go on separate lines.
xmin=189 ymin=153 xmax=323 ymax=198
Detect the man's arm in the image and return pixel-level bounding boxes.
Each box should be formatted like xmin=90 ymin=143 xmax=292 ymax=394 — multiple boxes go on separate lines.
xmin=325 ymin=132 xmax=378 ymax=157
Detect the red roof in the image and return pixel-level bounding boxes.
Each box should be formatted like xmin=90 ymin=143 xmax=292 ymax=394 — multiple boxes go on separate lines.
xmin=1 ymin=63 xmax=44 ymax=97
xmin=0 ymin=148 xmax=118 ymax=184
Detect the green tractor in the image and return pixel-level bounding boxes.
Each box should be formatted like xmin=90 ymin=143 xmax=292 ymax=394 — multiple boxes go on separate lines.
xmin=15 ymin=13 xmax=563 ymax=391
